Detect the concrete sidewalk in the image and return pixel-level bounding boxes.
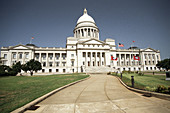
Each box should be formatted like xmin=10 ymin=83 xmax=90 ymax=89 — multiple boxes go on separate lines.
xmin=25 ymin=74 xmax=170 ymax=113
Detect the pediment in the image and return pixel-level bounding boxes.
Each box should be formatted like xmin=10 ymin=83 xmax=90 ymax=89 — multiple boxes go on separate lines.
xmin=142 ymin=48 xmax=156 ymax=52
xmin=81 ymin=39 xmax=108 ymax=45
xmin=10 ymin=44 xmax=31 ymax=50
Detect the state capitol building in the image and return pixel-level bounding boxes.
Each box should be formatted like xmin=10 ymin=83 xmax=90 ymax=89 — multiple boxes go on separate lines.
xmin=1 ymin=9 xmax=161 ymax=74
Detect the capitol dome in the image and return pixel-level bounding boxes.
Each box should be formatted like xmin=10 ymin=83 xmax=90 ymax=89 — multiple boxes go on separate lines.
xmin=74 ymin=9 xmax=99 ymax=39
xmin=77 ymin=9 xmax=95 ymax=24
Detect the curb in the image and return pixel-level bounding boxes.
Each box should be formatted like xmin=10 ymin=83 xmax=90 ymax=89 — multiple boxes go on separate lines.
xmin=11 ymin=76 xmax=90 ymax=113
xmin=113 ymin=75 xmax=170 ymax=101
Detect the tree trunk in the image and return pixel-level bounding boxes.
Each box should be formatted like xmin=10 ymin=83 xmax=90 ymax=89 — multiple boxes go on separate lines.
xmin=30 ymin=71 xmax=33 ymax=76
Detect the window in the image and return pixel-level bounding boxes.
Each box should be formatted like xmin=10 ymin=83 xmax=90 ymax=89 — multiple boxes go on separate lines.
xmin=49 ymin=54 xmax=53 ymax=60
xmin=63 ymin=69 xmax=66 ymax=73
xmin=121 ymin=61 xmax=124 ymax=65
xmin=149 ymin=61 xmax=151 ymax=65
xmin=62 ymin=53 xmax=66 ymax=60
xmin=93 ymin=61 xmax=95 ymax=66
xmin=49 ymin=62 xmax=53 ymax=67
xmin=4 ymin=54 xmax=7 ymax=59
xmin=62 ymin=62 xmax=66 ymax=66
xmin=146 ymin=67 xmax=148 ymax=70
xmin=83 ymin=52 xmax=85 ymax=57
xmin=88 ymin=52 xmax=90 ymax=57
xmin=49 ymin=69 xmax=52 ymax=73
xmin=3 ymin=61 xmax=7 ymax=65
xmin=72 ymin=46 xmax=74 ymax=48
xmin=88 ymin=61 xmax=90 ymax=66
xmin=102 ymin=53 xmax=105 ymax=57
xmin=150 ymin=67 xmax=152 ymax=70
xmin=42 ymin=54 xmax=46 ymax=60
xmin=56 ymin=54 xmax=60 ymax=59
xmin=144 ymin=54 xmax=147 ymax=59
xmin=13 ymin=53 xmax=16 ymax=59
xmin=25 ymin=53 xmax=29 ymax=59
xmin=97 ymin=53 xmax=100 ymax=57
xmin=71 ymin=54 xmax=74 ymax=57
xmin=43 ymin=62 xmax=46 ymax=67
xmin=83 ymin=61 xmax=85 ymax=65
xmin=93 ymin=53 xmax=95 ymax=57
xmin=129 ymin=68 xmax=131 ymax=71
xmin=127 ymin=62 xmax=129 ymax=66
xmin=56 ymin=62 xmax=59 ymax=67
xmin=42 ymin=69 xmax=45 ymax=73
xmin=35 ymin=54 xmax=39 ymax=59
xmin=19 ymin=53 xmax=22 ymax=59
xmin=71 ymin=61 xmax=74 ymax=66
xmin=56 ymin=69 xmax=59 ymax=72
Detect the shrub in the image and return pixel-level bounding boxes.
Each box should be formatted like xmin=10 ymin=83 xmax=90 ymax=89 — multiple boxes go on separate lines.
xmin=8 ymin=71 xmax=18 ymax=76
xmin=122 ymin=71 xmax=133 ymax=74
xmin=145 ymin=86 xmax=156 ymax=92
xmin=155 ymin=85 xmax=167 ymax=93
xmin=138 ymin=72 xmax=144 ymax=76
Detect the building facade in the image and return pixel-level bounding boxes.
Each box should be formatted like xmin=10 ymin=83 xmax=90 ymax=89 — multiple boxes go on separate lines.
xmin=0 ymin=9 xmax=161 ymax=73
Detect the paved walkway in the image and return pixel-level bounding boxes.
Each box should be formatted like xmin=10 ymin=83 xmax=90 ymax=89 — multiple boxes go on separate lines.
xmin=25 ymin=74 xmax=170 ymax=113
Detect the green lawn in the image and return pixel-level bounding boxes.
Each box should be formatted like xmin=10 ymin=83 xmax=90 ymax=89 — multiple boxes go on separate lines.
xmin=0 ymin=73 xmax=89 ymax=113
xmin=112 ymin=73 xmax=170 ymax=90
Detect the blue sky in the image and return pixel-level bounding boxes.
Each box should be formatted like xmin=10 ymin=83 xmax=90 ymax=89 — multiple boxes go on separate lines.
xmin=0 ymin=0 xmax=170 ymax=59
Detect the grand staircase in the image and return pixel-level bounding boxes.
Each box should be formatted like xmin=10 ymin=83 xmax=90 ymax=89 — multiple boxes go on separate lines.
xmin=85 ymin=66 xmax=118 ymax=73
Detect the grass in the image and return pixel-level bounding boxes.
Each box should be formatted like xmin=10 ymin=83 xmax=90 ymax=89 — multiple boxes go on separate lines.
xmin=112 ymin=73 xmax=170 ymax=90
xmin=0 ymin=73 xmax=89 ymax=113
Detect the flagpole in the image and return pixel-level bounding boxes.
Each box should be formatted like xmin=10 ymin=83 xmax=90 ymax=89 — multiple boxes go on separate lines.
xmin=30 ymin=38 xmax=32 ymax=44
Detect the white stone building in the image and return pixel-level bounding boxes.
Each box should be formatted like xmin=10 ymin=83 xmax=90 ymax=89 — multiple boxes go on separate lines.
xmin=0 ymin=9 xmax=161 ymax=73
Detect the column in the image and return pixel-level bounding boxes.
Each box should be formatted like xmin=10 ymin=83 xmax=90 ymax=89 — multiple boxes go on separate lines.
xmin=119 ymin=54 xmax=121 ymax=66
xmin=80 ymin=29 xmax=82 ymax=37
xmin=53 ymin=53 xmax=55 ymax=67
xmin=154 ymin=54 xmax=156 ymax=64
xmin=85 ymin=52 xmax=87 ymax=67
xmin=124 ymin=54 xmax=126 ymax=66
xmin=104 ymin=52 xmax=106 ymax=66
xmin=23 ymin=52 xmax=26 ymax=64
xmin=100 ymin=52 xmax=102 ymax=66
xmin=90 ymin=52 xmax=92 ymax=66
xmin=146 ymin=54 xmax=149 ymax=65
xmin=129 ymin=54 xmax=131 ymax=66
xmin=46 ymin=53 xmax=48 ymax=67
xmin=16 ymin=52 xmax=19 ymax=62
xmin=150 ymin=54 xmax=153 ymax=65
xmin=39 ymin=53 xmax=42 ymax=63
xmin=95 ymin=52 xmax=97 ymax=66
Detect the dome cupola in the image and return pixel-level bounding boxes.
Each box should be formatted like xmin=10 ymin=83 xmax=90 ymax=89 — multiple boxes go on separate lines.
xmin=74 ymin=9 xmax=99 ymax=39
xmin=77 ymin=8 xmax=95 ymax=24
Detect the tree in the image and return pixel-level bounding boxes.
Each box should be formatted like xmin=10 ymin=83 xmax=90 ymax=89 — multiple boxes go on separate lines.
xmin=12 ymin=61 xmax=22 ymax=73
xmin=0 ymin=61 xmax=22 ymax=76
xmin=22 ymin=59 xmax=42 ymax=76
xmin=156 ymin=59 xmax=170 ymax=71
xmin=0 ymin=65 xmax=11 ymax=76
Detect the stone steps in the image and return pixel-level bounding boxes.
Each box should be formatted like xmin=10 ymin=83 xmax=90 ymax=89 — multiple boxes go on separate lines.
xmin=85 ymin=66 xmax=118 ymax=73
